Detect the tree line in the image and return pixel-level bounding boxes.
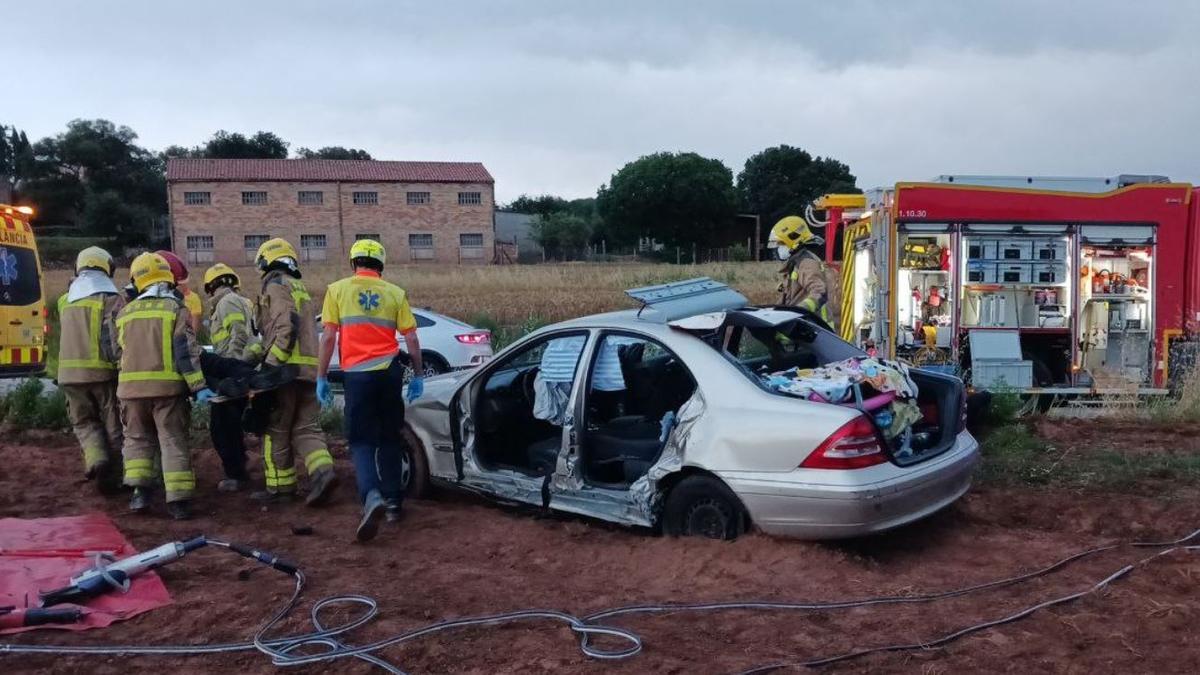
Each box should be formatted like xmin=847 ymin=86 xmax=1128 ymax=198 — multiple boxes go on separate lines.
xmin=511 ymin=146 xmax=858 ymax=260
xmin=0 ymin=119 xmax=373 ymax=245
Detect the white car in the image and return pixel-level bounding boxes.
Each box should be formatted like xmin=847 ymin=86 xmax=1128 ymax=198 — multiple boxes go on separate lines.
xmin=320 ymin=307 xmax=493 ymax=381
xmin=400 ymin=278 xmax=979 ymax=540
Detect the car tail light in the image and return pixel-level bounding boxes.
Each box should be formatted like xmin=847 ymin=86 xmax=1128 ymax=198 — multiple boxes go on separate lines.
xmin=42 ymin=307 xmax=50 ymax=337
xmin=455 ymin=331 xmax=490 ymax=345
xmin=800 ymin=415 xmax=887 ymax=470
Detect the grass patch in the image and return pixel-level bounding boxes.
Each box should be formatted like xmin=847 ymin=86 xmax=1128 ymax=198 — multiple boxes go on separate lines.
xmin=0 ymin=379 xmax=70 ymax=431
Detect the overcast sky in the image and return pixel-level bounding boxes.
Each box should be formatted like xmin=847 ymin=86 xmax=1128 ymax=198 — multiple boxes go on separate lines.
xmin=13 ymin=1 xmax=1200 ymax=202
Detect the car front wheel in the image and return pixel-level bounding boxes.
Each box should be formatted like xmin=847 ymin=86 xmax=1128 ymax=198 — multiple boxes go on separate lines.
xmin=399 ymin=427 xmax=431 ymax=498
xmin=662 ymin=475 xmax=747 ymax=540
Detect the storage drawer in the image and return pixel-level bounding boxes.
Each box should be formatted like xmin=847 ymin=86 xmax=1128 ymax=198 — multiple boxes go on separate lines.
xmin=998 ymin=239 xmax=1035 ymax=260
xmin=966 ymin=261 xmax=996 ymax=283
xmin=967 ymin=239 xmax=998 ymax=261
xmin=974 ymin=360 xmax=1033 ymax=389
xmin=1033 ymin=239 xmax=1068 ymax=260
xmin=997 ymin=263 xmax=1032 ymax=283
xmin=1031 ymin=262 xmax=1066 ymax=285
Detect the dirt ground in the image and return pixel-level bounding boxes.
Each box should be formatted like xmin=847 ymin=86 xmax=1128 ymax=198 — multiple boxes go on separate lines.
xmin=2 ymin=429 xmax=1199 ymax=674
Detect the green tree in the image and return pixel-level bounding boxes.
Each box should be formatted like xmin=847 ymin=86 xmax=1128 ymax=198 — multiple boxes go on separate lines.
xmin=531 ymin=212 xmax=592 ymax=260
xmin=596 ymin=151 xmax=736 ymax=249
xmin=507 ymin=194 xmax=570 ymax=217
xmin=736 ymin=145 xmax=858 ymax=231
xmin=295 ymin=146 xmax=373 ymax=160
xmin=166 ymin=130 xmax=291 ymax=160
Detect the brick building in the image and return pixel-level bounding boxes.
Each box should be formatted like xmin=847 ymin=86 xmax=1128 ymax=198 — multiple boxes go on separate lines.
xmin=166 ymin=158 xmax=495 ymax=266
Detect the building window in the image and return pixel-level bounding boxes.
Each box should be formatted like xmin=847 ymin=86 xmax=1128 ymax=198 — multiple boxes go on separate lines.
xmin=355 ymin=233 xmax=381 ymax=242
xmin=242 ymin=191 xmax=268 ymax=205
xmin=409 ymin=233 xmax=434 ymax=261
xmin=298 ymin=190 xmax=323 ymax=205
xmin=300 ymin=234 xmax=328 ymax=262
xmin=185 ymin=235 xmax=215 ymax=264
xmin=407 ymin=191 xmax=430 ymax=205
xmin=458 ymin=191 xmax=482 ymax=206
xmin=353 ymin=191 xmax=378 ymax=205
xmin=244 ymin=234 xmax=268 ymax=263
xmin=459 ymin=233 xmax=485 ymax=260
xmin=183 ymin=191 xmax=210 ymax=206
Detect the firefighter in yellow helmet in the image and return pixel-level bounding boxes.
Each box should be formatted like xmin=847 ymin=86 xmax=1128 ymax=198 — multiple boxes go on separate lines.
xmin=252 ymin=238 xmax=339 ymax=505
xmin=770 ymin=215 xmax=838 ymax=330
xmin=57 ymin=247 xmax=125 ymax=494
xmin=317 ymin=238 xmax=423 ymax=541
xmin=202 ymin=263 xmax=261 ymax=492
xmin=117 ymin=252 xmax=209 ymax=520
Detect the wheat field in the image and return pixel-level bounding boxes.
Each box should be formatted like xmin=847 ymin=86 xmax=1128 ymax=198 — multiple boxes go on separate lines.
xmin=44 ymin=262 xmax=782 ymax=327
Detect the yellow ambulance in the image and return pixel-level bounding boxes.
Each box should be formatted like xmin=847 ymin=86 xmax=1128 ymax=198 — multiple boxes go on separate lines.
xmin=0 ymin=204 xmax=47 ymax=377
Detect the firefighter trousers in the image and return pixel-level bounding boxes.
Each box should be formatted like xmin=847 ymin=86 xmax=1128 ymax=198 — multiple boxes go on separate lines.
xmin=63 ymin=382 xmax=123 ymax=476
xmin=120 ymin=396 xmax=195 ymax=502
xmin=263 ymin=381 xmax=334 ymax=494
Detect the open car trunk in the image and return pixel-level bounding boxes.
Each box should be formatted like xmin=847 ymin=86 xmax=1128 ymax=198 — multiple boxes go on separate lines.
xmin=673 ymin=307 xmax=963 ymax=466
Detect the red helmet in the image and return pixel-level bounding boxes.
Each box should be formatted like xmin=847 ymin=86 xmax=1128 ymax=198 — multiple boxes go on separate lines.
xmin=155 ymin=250 xmax=189 ymax=283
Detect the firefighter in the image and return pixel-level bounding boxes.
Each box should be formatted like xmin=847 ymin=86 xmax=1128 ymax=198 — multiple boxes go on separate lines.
xmin=771 ymin=215 xmax=838 ymax=329
xmin=56 ymin=246 xmax=125 ymax=494
xmin=253 ymin=237 xmax=339 ymax=505
xmin=202 ymin=262 xmax=261 ymax=491
xmin=316 ymin=239 xmax=423 ymax=542
xmin=156 ymin=250 xmax=203 ymax=334
xmin=117 ymin=252 xmax=210 ymax=520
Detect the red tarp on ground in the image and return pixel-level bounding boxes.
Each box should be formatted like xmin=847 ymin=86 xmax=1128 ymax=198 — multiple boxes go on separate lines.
xmin=0 ymin=513 xmax=172 ymax=634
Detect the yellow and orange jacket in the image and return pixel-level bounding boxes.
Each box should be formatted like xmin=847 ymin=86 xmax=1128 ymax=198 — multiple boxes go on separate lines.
xmin=115 ymin=293 xmax=205 ymax=399
xmin=257 ymin=270 xmax=319 ymax=381
xmin=320 ymin=269 xmax=417 ymax=372
xmin=56 ymin=291 xmax=125 ymax=385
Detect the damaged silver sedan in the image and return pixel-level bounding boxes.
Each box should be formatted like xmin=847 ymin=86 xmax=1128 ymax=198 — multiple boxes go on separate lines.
xmin=400 ymin=279 xmax=979 ymax=540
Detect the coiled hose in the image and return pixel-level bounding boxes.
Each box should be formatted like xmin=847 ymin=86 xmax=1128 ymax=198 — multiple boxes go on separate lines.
xmin=2 ymin=528 xmax=1197 ymax=673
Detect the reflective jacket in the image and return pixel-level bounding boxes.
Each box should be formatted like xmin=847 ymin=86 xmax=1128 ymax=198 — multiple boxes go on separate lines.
xmin=257 ymin=270 xmax=319 ymax=381
xmin=115 ymin=295 xmax=205 ymax=399
xmin=208 ymin=286 xmax=261 ymax=361
xmin=781 ymin=249 xmax=839 ymax=328
xmin=320 ymin=269 xmax=418 ymax=372
xmin=56 ymin=292 xmax=124 ymax=384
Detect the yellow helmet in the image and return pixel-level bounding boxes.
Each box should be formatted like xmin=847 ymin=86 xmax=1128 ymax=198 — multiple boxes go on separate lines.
xmin=129 ymin=252 xmax=175 ymax=292
xmin=770 ymin=216 xmax=821 ymax=251
xmin=203 ymin=263 xmax=240 ymax=289
xmin=349 ymin=238 xmax=386 ymax=265
xmin=255 ymin=237 xmax=298 ymax=272
xmin=75 ymin=246 xmax=114 ymax=276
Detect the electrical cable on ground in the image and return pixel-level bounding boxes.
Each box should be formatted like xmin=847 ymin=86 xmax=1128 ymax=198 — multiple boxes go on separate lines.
xmin=1 ymin=528 xmax=1196 ymax=673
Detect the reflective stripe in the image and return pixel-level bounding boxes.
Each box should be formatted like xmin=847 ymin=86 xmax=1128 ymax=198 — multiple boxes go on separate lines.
xmin=304 ymin=449 xmax=334 ymax=473
xmin=222 ymin=312 xmax=245 ymax=328
xmin=210 ymin=328 xmax=230 ymax=343
xmin=289 ymin=354 xmax=318 ymax=366
xmin=117 ymin=304 xmax=186 ymax=384
xmin=82 ymin=445 xmax=107 ymax=467
xmin=270 ymin=344 xmax=290 ymax=362
xmin=116 ymin=309 xmax=177 ymax=327
xmin=124 ymin=458 xmax=156 ymax=480
xmin=183 ymin=370 xmax=205 ymax=387
xmin=262 ymin=435 xmax=298 ymax=490
xmin=344 ymin=351 xmax=398 ymax=372
xmin=61 ymin=297 xmax=114 ymax=370
xmin=60 ymin=359 xmax=116 ymax=370
xmin=341 ymin=316 xmax=397 ymax=329
xmin=164 ymin=470 xmax=196 ymax=492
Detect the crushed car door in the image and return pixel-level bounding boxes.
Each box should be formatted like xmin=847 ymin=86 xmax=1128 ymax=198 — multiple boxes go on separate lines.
xmin=449 ymin=330 xmax=593 ymax=507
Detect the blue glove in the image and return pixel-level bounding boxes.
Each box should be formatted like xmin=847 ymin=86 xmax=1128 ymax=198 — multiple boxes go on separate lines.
xmin=195 ymin=388 xmax=216 ymax=403
xmin=406 ymin=376 xmax=424 ymax=404
xmin=316 ymin=377 xmax=333 ymax=407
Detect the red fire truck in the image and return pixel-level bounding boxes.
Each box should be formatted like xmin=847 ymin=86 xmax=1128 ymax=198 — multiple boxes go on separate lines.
xmin=816 ymin=176 xmax=1199 ymax=401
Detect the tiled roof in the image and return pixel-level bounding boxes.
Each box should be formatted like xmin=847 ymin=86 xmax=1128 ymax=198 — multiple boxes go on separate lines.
xmin=166 ymin=158 xmax=494 ymax=184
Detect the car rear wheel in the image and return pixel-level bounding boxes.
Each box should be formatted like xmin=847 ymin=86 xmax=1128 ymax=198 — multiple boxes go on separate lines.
xmin=662 ymin=475 xmax=747 ymax=540
xmin=401 ymin=352 xmax=448 ymax=382
xmin=399 ymin=427 xmax=431 ymax=499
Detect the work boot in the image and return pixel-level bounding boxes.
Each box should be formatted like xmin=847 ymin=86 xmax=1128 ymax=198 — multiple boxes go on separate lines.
xmin=356 ymin=490 xmax=386 ymax=542
xmin=96 ymin=461 xmax=124 ymax=496
xmin=384 ymin=499 xmax=403 ymax=523
xmin=305 ymin=469 xmax=339 ymax=507
xmin=217 ymin=478 xmax=244 ymax=493
xmin=167 ymin=500 xmax=193 ymax=521
xmin=250 ymin=490 xmax=295 ymax=504
xmin=129 ymin=487 xmax=152 ymax=513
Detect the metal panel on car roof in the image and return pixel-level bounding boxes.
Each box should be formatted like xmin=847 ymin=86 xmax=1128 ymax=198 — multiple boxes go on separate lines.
xmin=625 ymin=277 xmax=747 ymax=323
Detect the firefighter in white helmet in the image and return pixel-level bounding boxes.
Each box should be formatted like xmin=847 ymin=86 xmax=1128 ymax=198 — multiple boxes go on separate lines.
xmin=770 ymin=215 xmax=838 ymax=329
xmin=117 ymin=252 xmax=210 ymax=520
xmin=57 ymin=246 xmax=125 ymax=494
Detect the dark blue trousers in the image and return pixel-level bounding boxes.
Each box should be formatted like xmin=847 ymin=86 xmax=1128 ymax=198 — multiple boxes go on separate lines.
xmin=342 ymin=356 xmax=407 ymax=505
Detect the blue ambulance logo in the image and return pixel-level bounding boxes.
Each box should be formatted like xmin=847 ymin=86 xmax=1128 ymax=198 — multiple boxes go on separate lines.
xmin=0 ymin=248 xmax=17 ymax=286
xmin=358 ymin=290 xmax=380 ymax=313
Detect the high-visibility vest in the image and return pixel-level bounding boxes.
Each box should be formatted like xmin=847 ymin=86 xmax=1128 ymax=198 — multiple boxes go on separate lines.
xmin=258 ymin=271 xmax=320 ymax=380
xmin=115 ymin=297 xmax=205 ymax=398
xmin=321 ymin=270 xmax=418 ymax=372
xmin=57 ymin=292 xmax=121 ymax=384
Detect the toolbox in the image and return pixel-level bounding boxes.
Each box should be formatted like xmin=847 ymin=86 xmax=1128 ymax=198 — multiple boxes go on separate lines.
xmin=1031 ymin=262 xmax=1066 ymax=285
xmin=998 ymin=263 xmax=1032 ymax=284
xmin=998 ymin=239 xmax=1035 ymax=261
